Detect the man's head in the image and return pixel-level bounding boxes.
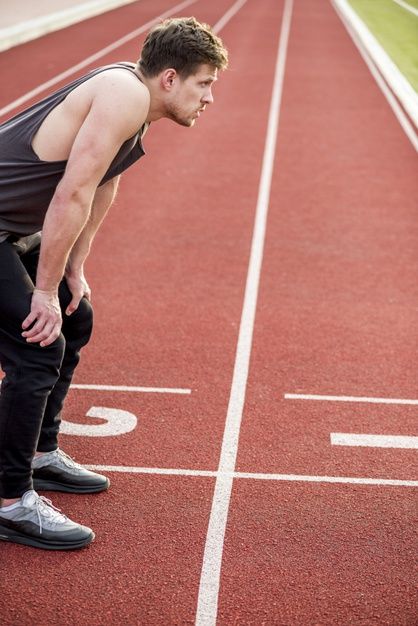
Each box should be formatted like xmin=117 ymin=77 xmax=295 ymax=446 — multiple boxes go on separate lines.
xmin=139 ymin=17 xmax=228 ymax=79
xmin=138 ymin=17 xmax=228 ymax=127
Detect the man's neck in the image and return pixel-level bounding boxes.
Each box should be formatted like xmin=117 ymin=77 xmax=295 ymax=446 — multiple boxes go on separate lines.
xmin=133 ymin=66 xmax=167 ymax=123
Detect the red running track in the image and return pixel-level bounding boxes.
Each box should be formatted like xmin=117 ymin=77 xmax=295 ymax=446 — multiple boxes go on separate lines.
xmin=0 ymin=0 xmax=417 ymax=624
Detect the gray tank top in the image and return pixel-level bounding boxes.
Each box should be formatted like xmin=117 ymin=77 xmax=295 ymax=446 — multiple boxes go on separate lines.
xmin=0 ymin=62 xmax=148 ymax=242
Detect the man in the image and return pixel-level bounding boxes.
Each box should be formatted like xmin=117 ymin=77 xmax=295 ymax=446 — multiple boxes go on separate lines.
xmin=0 ymin=17 xmax=228 ymax=550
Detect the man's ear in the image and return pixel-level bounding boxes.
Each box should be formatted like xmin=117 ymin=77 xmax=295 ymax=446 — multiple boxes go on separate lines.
xmin=161 ymin=68 xmax=178 ymax=91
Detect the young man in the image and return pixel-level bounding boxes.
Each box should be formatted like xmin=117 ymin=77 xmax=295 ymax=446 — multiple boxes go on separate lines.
xmin=0 ymin=17 xmax=228 ymax=550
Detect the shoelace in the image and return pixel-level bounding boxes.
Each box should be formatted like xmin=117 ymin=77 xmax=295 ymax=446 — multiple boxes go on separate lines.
xmin=34 ymin=495 xmax=67 ymax=534
xmin=55 ymin=449 xmax=81 ymax=469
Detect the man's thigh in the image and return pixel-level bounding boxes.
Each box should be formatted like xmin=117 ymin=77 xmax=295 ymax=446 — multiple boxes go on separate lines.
xmin=0 ymin=237 xmax=93 ymax=347
xmin=0 ymin=240 xmax=34 ymax=330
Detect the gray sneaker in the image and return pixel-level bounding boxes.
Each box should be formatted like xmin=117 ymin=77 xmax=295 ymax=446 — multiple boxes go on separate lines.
xmin=32 ymin=448 xmax=109 ymax=494
xmin=0 ymin=490 xmax=94 ymax=550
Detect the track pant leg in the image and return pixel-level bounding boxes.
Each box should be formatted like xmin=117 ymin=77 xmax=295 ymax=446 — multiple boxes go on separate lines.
xmin=0 ymin=239 xmax=93 ymax=498
xmin=0 ymin=240 xmax=64 ymax=498
xmin=37 ymin=280 xmax=93 ymax=452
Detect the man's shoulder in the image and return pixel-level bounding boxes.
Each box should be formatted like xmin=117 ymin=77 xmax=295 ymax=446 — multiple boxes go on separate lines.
xmin=90 ymin=66 xmax=149 ymax=105
xmin=78 ymin=66 xmax=150 ymax=136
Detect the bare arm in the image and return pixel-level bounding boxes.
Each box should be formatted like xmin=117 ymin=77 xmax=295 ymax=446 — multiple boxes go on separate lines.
xmin=22 ymin=76 xmax=149 ymax=346
xmin=64 ymin=176 xmax=120 ymax=315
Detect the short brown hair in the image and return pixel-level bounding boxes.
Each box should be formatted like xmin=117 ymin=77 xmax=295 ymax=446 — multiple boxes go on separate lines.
xmin=139 ymin=17 xmax=228 ymax=78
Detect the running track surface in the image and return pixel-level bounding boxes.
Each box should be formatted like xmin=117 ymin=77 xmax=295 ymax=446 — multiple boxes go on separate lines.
xmin=0 ymin=1 xmax=417 ymax=624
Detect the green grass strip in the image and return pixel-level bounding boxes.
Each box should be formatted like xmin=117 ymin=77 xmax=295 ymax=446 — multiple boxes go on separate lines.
xmin=348 ymin=0 xmax=418 ymax=91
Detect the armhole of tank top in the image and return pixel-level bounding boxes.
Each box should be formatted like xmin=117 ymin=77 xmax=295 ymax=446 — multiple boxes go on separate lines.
xmin=28 ymin=64 xmax=145 ymax=159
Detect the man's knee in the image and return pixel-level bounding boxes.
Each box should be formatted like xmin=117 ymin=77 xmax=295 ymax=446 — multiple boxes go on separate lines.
xmin=37 ymin=333 xmax=66 ymax=368
xmin=63 ymin=297 xmax=93 ymax=348
xmin=1 ymin=333 xmax=66 ymax=392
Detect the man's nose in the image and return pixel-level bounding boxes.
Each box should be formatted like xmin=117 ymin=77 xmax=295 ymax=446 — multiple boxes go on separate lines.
xmin=202 ymin=89 xmax=214 ymax=104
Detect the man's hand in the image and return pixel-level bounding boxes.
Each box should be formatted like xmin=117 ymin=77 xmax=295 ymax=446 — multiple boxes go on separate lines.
xmin=22 ymin=289 xmax=62 ymax=347
xmin=65 ymin=269 xmax=91 ymax=316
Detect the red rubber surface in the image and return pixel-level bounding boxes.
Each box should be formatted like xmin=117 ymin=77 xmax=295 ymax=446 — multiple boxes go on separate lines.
xmin=2 ymin=475 xmax=214 ymax=625
xmin=1 ymin=0 xmax=417 ymax=624
xmin=218 ymin=482 xmax=417 ymax=625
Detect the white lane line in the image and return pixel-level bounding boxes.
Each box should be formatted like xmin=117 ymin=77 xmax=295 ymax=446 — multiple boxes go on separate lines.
xmin=332 ymin=0 xmax=418 ymax=150
xmin=87 ymin=465 xmax=217 ymax=476
xmin=285 ymin=393 xmax=418 ymax=405
xmin=85 ymin=465 xmax=418 ymax=486
xmin=70 ymin=384 xmax=191 ymax=394
xmin=331 ymin=433 xmax=418 ymax=449
xmin=392 ymin=0 xmax=418 ymax=17
xmin=234 ymin=471 xmax=418 ymax=487
xmin=195 ymin=2 xmax=294 ymax=625
xmin=212 ymin=0 xmax=248 ymax=32
xmin=0 ymin=0 xmax=198 ymax=118
xmin=0 ymin=0 xmax=246 ymax=120
xmin=0 ymin=0 xmax=142 ymax=53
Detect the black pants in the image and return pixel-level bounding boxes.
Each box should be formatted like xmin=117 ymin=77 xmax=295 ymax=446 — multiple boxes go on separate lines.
xmin=0 ymin=235 xmax=93 ymax=499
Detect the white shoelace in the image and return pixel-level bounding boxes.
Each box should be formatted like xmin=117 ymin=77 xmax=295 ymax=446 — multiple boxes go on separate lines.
xmin=55 ymin=449 xmax=81 ymax=469
xmin=34 ymin=495 xmax=67 ymax=534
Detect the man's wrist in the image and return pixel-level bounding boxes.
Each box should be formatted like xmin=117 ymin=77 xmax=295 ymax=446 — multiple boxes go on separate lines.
xmin=34 ymin=287 xmax=59 ymax=296
xmin=65 ymin=260 xmax=85 ymax=276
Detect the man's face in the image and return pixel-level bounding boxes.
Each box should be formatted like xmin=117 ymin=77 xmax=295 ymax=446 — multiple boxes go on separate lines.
xmin=165 ymin=64 xmax=218 ymax=127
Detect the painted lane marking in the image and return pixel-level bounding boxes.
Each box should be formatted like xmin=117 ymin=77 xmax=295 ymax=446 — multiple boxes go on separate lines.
xmin=285 ymin=393 xmax=418 ymax=405
xmin=61 ymin=407 xmax=137 ymax=437
xmin=286 ymin=396 xmax=418 ymax=449
xmin=195 ymin=3 xmax=294 ymax=625
xmin=234 ymin=472 xmax=418 ymax=486
xmin=331 ymin=433 xmax=418 ymax=449
xmin=0 ymin=0 xmax=247 ymax=120
xmin=212 ymin=0 xmax=248 ymax=33
xmin=392 ymin=0 xmax=418 ymax=17
xmin=70 ymin=384 xmax=191 ymax=394
xmin=0 ymin=0 xmax=198 ymax=118
xmin=0 ymin=0 xmax=143 ymax=53
xmin=332 ymin=0 xmax=418 ymax=150
xmin=85 ymin=465 xmax=418 ymax=487
xmin=87 ymin=465 xmax=217 ymax=477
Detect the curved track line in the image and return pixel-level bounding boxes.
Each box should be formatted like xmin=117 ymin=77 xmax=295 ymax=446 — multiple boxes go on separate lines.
xmin=195 ymin=2 xmax=294 ymax=624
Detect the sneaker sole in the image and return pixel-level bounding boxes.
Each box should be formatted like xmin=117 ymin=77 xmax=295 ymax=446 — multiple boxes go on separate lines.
xmin=0 ymin=524 xmax=95 ymax=550
xmin=32 ymin=478 xmax=110 ymax=494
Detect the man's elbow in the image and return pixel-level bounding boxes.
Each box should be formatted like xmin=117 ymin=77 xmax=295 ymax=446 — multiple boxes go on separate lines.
xmin=54 ymin=179 xmax=96 ymax=211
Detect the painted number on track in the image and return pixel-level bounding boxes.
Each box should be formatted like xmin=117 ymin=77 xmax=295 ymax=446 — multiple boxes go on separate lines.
xmin=61 ymin=407 xmax=138 ymax=437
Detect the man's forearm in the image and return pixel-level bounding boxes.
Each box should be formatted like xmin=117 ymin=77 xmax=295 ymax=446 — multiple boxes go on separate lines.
xmin=36 ymin=177 xmax=119 ymax=292
xmin=36 ymin=188 xmax=93 ymax=292
xmin=66 ymin=177 xmax=120 ymax=274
